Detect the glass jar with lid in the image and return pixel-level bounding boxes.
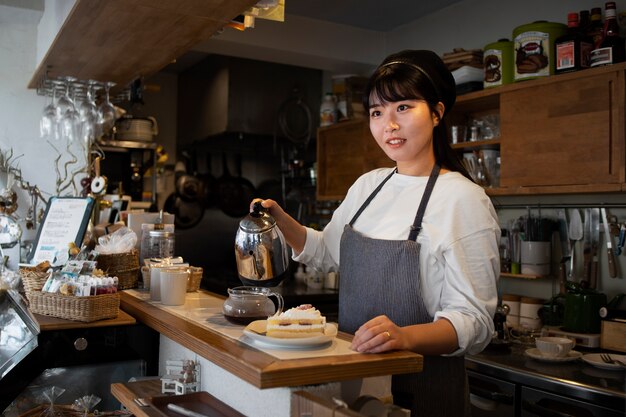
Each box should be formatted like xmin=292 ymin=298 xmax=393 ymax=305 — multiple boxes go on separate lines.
xmin=141 ymin=230 xmax=175 ymax=262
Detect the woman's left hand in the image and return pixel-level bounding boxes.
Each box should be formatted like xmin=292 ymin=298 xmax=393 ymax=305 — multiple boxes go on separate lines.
xmin=350 ymin=315 xmax=405 ymax=353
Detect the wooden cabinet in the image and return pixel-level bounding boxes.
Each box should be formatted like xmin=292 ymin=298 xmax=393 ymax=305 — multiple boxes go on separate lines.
xmin=317 ymin=64 xmax=626 ymax=200
xmin=450 ymin=63 xmax=626 ymax=196
xmin=316 ymin=119 xmax=393 ymax=200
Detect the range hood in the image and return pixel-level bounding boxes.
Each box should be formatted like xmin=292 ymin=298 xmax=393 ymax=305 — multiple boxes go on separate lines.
xmin=177 ymin=54 xmax=322 ymax=146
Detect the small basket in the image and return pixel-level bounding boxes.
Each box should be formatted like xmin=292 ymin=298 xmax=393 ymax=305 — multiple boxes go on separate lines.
xmin=187 ymin=266 xmax=203 ymax=292
xmin=20 ymin=269 xmax=51 ymax=297
xmin=96 ymin=249 xmax=140 ymax=290
xmin=27 ymin=290 xmax=120 ymax=322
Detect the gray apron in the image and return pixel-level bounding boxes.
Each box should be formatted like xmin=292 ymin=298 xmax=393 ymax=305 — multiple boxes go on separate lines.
xmin=339 ymin=165 xmax=469 ymax=417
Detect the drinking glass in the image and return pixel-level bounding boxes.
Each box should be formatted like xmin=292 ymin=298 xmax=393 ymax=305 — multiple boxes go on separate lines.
xmin=99 ymin=81 xmax=117 ymax=136
xmin=40 ymin=81 xmax=60 ymax=141
xmin=58 ymin=76 xmax=80 ymax=142
xmin=77 ymin=80 xmax=100 ymax=145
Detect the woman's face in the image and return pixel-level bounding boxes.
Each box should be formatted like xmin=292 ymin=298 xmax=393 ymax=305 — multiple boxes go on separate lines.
xmin=368 ymin=96 xmax=442 ymax=175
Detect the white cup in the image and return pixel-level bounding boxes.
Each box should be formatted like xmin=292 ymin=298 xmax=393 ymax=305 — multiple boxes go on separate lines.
xmin=535 ymin=336 xmax=575 ymax=358
xmin=521 ymin=241 xmax=551 ymax=276
xmin=149 ymin=266 xmax=164 ymax=301
xmin=160 ymin=269 xmax=189 ymax=306
xmin=519 ymin=297 xmax=543 ymax=331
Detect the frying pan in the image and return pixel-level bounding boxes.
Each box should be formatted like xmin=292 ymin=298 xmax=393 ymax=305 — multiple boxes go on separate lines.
xmin=197 ymin=151 xmax=216 ymax=208
xmin=216 ymin=153 xmax=256 ymax=218
xmin=175 ymin=153 xmax=203 ymax=202
xmin=163 ymin=192 xmax=204 ymax=229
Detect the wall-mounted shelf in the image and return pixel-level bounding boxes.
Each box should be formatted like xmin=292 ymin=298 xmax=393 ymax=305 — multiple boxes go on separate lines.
xmin=28 ymin=0 xmax=258 ymax=90
xmin=500 ymin=272 xmax=549 ymax=280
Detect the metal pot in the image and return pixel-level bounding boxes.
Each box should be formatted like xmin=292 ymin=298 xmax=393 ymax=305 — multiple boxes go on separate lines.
xmin=115 ymin=115 xmax=158 ymax=142
xmin=234 ymin=202 xmax=289 ymax=287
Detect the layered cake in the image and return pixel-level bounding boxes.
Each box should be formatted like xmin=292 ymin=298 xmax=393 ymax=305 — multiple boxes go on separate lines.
xmin=266 ymin=304 xmax=326 ymax=338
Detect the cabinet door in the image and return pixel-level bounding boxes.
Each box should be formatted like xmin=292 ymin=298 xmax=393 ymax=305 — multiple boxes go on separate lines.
xmin=316 ymin=120 xmax=393 ymax=200
xmin=500 ymin=71 xmax=625 ymax=188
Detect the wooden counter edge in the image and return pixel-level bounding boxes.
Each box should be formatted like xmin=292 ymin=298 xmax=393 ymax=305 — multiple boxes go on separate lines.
xmin=120 ymin=291 xmax=423 ymax=389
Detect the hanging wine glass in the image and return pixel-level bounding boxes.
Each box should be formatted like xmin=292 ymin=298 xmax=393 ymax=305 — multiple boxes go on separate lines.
xmin=98 ymin=81 xmax=117 ymax=137
xmin=58 ymin=76 xmax=80 ymax=143
xmin=77 ymin=80 xmax=100 ymax=146
xmin=40 ymin=80 xmax=60 ymax=141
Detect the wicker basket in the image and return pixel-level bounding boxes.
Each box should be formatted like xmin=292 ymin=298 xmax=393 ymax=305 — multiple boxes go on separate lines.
xmin=187 ymin=266 xmax=203 ymax=292
xmin=20 ymin=269 xmax=51 ymax=300
xmin=96 ymin=249 xmax=140 ymax=290
xmin=27 ymin=290 xmax=120 ymax=322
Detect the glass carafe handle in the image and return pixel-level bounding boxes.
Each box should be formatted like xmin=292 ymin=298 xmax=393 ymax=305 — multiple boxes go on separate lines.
xmin=269 ymin=291 xmax=284 ymax=315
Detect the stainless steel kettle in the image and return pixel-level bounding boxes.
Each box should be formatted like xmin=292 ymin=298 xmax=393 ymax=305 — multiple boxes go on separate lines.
xmin=235 ymin=202 xmax=289 ymax=287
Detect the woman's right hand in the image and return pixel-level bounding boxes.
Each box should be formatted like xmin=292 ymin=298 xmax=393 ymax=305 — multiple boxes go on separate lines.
xmin=250 ymin=198 xmax=284 ymax=216
xmin=249 ymin=198 xmax=307 ymax=254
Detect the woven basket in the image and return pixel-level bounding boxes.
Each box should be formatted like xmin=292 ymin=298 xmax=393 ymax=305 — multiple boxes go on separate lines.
xmin=27 ymin=290 xmax=120 ymax=322
xmin=187 ymin=266 xmax=203 ymax=292
xmin=20 ymin=269 xmax=51 ymax=300
xmin=96 ymin=249 xmax=140 ymax=290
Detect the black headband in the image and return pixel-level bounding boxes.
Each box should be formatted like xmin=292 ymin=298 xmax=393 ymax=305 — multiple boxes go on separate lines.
xmin=381 ymin=60 xmax=443 ymax=105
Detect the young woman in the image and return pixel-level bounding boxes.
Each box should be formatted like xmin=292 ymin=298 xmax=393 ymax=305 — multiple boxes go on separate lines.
xmin=252 ymin=50 xmax=500 ymax=416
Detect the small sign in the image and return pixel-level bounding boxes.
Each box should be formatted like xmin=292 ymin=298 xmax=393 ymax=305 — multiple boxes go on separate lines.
xmin=29 ymin=197 xmax=94 ymax=265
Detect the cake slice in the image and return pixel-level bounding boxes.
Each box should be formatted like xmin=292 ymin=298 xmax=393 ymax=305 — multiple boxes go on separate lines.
xmin=266 ymin=304 xmax=326 ymax=338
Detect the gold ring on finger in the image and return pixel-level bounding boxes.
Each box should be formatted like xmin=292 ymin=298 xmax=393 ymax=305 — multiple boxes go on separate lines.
xmin=384 ymin=331 xmax=391 ymax=339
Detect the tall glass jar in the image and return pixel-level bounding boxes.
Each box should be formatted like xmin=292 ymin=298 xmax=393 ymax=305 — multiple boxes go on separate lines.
xmin=141 ymin=230 xmax=175 ymax=262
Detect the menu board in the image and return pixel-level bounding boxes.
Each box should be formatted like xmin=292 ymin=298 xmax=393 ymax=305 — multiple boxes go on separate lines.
xmin=29 ymin=197 xmax=94 ymax=264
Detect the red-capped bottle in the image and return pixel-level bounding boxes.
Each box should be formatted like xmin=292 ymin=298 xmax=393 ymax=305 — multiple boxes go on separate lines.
xmin=590 ymin=2 xmax=626 ymax=67
xmin=556 ymin=12 xmax=594 ymax=73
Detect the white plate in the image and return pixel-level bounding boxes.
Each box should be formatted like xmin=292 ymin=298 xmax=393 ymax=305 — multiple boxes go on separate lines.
xmin=525 ymin=348 xmax=582 ymax=363
xmin=243 ymin=320 xmax=337 ymax=349
xmin=582 ymin=353 xmax=626 ymax=371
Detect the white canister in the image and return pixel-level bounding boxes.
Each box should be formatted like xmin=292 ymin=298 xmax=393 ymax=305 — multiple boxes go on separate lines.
xmin=521 ymin=241 xmax=551 ymax=276
xmin=160 ymin=269 xmax=189 ymax=306
xmin=502 ymin=294 xmax=521 ymax=328
xmin=149 ymin=265 xmax=164 ymax=301
xmin=519 ymin=297 xmax=544 ymax=331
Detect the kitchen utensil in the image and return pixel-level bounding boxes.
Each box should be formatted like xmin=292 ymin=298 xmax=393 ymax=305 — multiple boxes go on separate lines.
xmin=556 ymin=209 xmax=570 ymax=293
xmin=217 ymin=153 xmax=256 ymax=218
xmin=616 ymin=224 xmax=625 ymax=256
xmin=582 ymin=353 xmax=626 ymax=370
xmin=234 ymin=201 xmax=289 ymax=287
xmin=600 ymin=354 xmax=626 ymax=368
xmin=535 ymin=336 xmax=575 ymax=358
xmin=582 ymin=208 xmax=592 ymax=287
xmin=114 ymin=115 xmax=158 ymax=142
xmin=590 ymin=208 xmax=600 ymax=288
xmin=568 ymin=209 xmax=583 ymax=280
xmin=222 ymin=286 xmax=283 ymax=325
xmin=163 ymin=192 xmax=204 ymax=229
xmin=198 ymin=152 xmax=216 ymax=208
xmin=601 ymin=208 xmax=618 ymax=278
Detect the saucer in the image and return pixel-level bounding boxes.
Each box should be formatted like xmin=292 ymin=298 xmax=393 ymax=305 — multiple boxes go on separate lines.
xmin=525 ymin=348 xmax=582 ymax=362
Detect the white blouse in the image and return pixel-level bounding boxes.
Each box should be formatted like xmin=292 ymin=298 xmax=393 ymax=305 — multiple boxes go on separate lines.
xmin=293 ymin=168 xmax=501 ymax=355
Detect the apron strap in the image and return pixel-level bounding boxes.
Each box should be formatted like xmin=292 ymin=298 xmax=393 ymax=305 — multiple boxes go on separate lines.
xmin=408 ymin=164 xmax=441 ymax=241
xmin=349 ymin=168 xmax=397 ymax=226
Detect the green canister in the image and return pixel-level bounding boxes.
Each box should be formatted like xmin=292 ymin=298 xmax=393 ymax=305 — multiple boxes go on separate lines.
xmin=512 ymin=21 xmax=567 ymax=82
xmin=483 ymin=38 xmax=514 ymax=88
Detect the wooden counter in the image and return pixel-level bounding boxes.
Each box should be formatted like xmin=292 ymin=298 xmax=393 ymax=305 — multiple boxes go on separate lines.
xmin=120 ymin=291 xmax=423 ymax=389
xmin=34 ymin=309 xmax=136 ymax=331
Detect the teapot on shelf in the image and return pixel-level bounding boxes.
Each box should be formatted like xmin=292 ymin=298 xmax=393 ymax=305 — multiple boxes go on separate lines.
xmin=234 ymin=201 xmax=289 ymax=287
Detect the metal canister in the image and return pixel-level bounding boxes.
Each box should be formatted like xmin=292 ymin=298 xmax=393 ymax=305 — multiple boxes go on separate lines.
xmin=483 ymin=38 xmax=514 ymax=88
xmin=512 ymin=21 xmax=567 ymax=82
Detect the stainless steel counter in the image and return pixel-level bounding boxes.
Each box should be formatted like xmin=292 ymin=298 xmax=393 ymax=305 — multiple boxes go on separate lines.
xmin=466 ymin=343 xmax=626 ymax=413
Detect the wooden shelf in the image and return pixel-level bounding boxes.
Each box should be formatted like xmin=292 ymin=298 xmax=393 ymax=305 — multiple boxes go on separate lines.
xmin=29 ymin=0 xmax=259 ymax=90
xmin=500 ymin=272 xmax=549 ymax=280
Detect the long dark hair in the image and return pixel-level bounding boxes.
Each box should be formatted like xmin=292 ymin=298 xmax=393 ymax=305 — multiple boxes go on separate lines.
xmin=362 ymin=63 xmax=473 ymax=182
